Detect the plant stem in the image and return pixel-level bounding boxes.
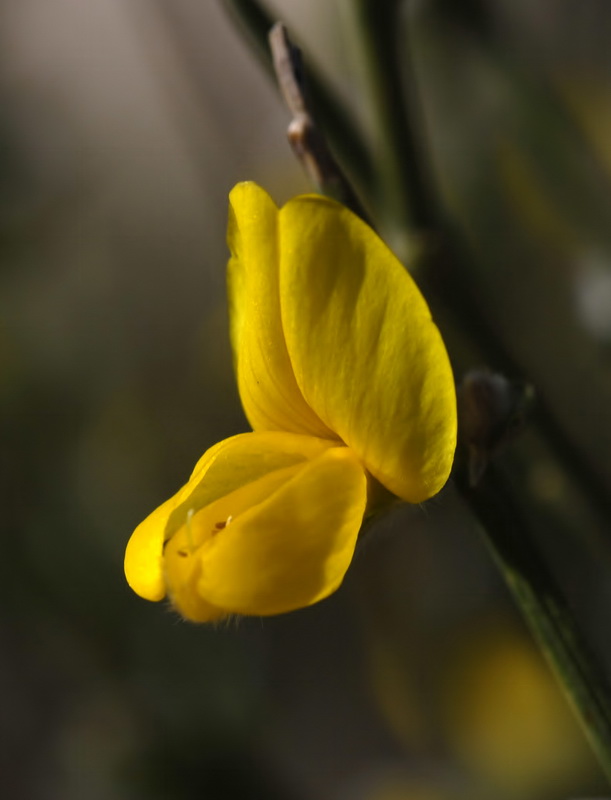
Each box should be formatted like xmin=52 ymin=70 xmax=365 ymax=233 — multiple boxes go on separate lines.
xmin=268 ymin=23 xmax=368 ymax=218
xmin=226 ymin=1 xmax=611 ymax=779
xmin=350 ymin=2 xmax=611 ymax=528
xmin=351 ymin=0 xmax=611 ymax=781
xmin=350 ymin=0 xmax=437 ymax=258
xmin=221 ymin=0 xmax=375 ymax=200
xmin=457 ymin=466 xmax=611 ymax=781
xmin=222 ymin=0 xmax=611 ymax=531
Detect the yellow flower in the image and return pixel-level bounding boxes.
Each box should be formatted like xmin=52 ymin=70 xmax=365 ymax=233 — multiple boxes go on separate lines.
xmin=124 ymin=183 xmax=456 ymax=622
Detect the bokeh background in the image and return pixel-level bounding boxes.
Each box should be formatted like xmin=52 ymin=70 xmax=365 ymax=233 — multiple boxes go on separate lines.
xmin=3 ymin=1 xmax=611 ymax=798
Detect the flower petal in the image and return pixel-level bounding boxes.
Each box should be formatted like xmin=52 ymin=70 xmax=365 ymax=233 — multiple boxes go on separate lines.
xmin=124 ymin=494 xmax=177 ymax=602
xmin=278 ymin=195 xmax=457 ymax=502
xmin=124 ymin=431 xmax=338 ymax=602
xmin=189 ymin=446 xmax=368 ymax=617
xmin=164 ymin=461 xmax=304 ymax=621
xmin=227 ymin=182 xmax=334 ymax=438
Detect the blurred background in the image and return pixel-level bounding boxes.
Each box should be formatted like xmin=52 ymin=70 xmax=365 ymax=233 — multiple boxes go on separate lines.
xmin=2 ymin=0 xmax=611 ymax=798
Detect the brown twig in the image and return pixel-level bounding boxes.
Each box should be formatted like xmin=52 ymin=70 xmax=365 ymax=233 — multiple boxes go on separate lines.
xmin=260 ymin=10 xmax=611 ymax=783
xmin=268 ymin=23 xmax=368 ymax=220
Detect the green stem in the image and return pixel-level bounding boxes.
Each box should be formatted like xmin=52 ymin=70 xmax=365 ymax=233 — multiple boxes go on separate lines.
xmin=350 ymin=1 xmax=611 ymax=781
xmin=350 ymin=1 xmax=611 ymax=528
xmin=350 ymin=0 xmax=437 ymax=257
xmin=223 ymin=0 xmax=611 ymax=530
xmin=220 ymin=0 xmax=375 ymax=200
xmin=456 ymin=466 xmax=611 ymax=781
xmin=421 ymin=238 xmax=611 ymax=529
xmin=225 ymin=1 xmax=611 ymax=778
